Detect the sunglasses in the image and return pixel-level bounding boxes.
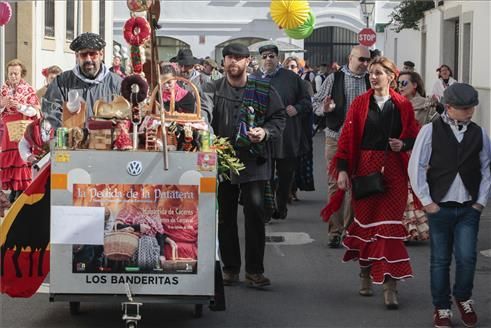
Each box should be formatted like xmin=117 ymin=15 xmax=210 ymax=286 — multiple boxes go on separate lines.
xmin=398 ymin=80 xmax=409 ymax=88
xmin=356 ymin=56 xmax=371 ymax=63
xmin=78 ymin=51 xmax=99 ymax=58
xmin=288 ymin=65 xmax=298 ymax=69
xmin=262 ymin=54 xmax=276 ymax=60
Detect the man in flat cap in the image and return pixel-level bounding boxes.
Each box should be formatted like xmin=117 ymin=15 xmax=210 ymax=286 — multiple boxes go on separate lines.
xmin=201 ymin=43 xmax=286 ymax=288
xmin=43 ymin=32 xmax=122 ymax=127
xmin=403 ymin=60 xmax=415 ymax=72
xmin=408 ymin=83 xmax=491 ymax=328
xmin=255 ymin=43 xmax=312 ymax=222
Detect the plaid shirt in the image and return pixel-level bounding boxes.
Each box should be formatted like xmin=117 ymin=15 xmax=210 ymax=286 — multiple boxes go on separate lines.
xmin=313 ymin=65 xmax=368 ymax=139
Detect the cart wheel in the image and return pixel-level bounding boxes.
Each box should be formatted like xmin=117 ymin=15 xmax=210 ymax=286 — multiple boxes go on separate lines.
xmin=126 ymin=321 xmax=137 ymax=328
xmin=69 ymin=301 xmax=80 ymax=315
xmin=194 ymin=304 xmax=203 ymax=318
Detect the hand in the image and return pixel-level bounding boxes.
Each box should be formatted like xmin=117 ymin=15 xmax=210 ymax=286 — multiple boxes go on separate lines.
xmin=247 ymin=127 xmax=266 ymax=143
xmin=472 ymin=203 xmax=484 ymax=212
xmin=0 ymin=96 xmax=7 ymax=108
xmin=27 ymin=154 xmax=38 ymax=163
xmin=424 ymin=202 xmax=440 ymax=214
xmin=285 ymin=105 xmax=298 ymax=117
xmin=389 ymin=138 xmax=404 ymax=152
xmin=337 ymin=171 xmax=350 ymax=191
xmin=323 ymin=96 xmax=335 ymax=113
xmin=120 ymin=226 xmax=135 ymax=233
xmin=159 ymin=255 xmax=166 ymax=267
xmin=166 ymin=237 xmax=178 ymax=260
xmin=139 ymin=223 xmax=150 ymax=233
xmin=8 ymin=99 xmax=19 ymax=109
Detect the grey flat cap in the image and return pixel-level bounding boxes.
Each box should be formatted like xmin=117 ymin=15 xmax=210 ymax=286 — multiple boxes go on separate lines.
xmin=444 ymin=83 xmax=479 ymax=109
xmin=70 ymin=32 xmax=106 ymax=51
xmin=258 ymin=44 xmax=279 ymax=55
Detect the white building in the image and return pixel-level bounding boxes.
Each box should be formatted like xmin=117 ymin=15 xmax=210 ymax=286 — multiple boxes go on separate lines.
xmin=382 ymin=1 xmax=491 ymax=131
xmin=113 ymin=0 xmax=391 ymax=66
xmin=1 ymin=0 xmax=115 ymax=90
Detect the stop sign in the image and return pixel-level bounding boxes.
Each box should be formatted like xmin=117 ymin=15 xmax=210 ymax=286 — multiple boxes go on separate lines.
xmin=358 ymin=28 xmax=376 ymax=47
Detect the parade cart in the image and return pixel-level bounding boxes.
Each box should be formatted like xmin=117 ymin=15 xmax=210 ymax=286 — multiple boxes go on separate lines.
xmin=49 ymin=148 xmax=219 ymax=326
xmin=48 ymin=68 xmax=223 ymax=326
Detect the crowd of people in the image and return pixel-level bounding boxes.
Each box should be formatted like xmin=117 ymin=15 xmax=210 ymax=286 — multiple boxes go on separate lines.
xmin=0 ymin=31 xmax=489 ymax=328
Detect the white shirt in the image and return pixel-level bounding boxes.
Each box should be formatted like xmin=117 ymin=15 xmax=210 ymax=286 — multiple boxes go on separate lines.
xmin=408 ymin=121 xmax=491 ymax=207
xmin=431 ymin=77 xmax=457 ymax=101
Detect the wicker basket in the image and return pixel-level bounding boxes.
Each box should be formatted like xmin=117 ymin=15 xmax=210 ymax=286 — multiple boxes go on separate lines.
xmin=162 ymin=258 xmax=197 ymax=272
xmin=6 ymin=120 xmax=31 ymax=142
xmin=104 ymin=231 xmax=139 ymax=261
xmin=88 ymin=129 xmax=113 ymax=150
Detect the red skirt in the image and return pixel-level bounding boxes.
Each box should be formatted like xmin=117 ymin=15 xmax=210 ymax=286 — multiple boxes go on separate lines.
xmin=343 ymin=150 xmax=413 ymax=284
xmin=0 ymin=113 xmax=32 ymax=191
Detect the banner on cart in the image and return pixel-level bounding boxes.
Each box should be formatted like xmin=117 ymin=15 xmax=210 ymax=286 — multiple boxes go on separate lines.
xmin=71 ymin=184 xmax=199 ymax=275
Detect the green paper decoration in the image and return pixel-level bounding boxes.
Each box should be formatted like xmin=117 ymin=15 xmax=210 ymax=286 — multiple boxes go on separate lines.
xmin=284 ymin=11 xmax=315 ymax=39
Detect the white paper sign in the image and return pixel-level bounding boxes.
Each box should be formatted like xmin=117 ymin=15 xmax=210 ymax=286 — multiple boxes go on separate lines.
xmin=51 ymin=206 xmax=104 ymax=245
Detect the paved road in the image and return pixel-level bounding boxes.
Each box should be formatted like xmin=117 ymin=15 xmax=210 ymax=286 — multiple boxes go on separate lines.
xmin=1 ymin=134 xmax=491 ymax=328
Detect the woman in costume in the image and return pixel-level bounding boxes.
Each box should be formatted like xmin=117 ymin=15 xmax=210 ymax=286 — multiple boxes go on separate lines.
xmin=36 ymin=65 xmax=62 ymax=100
xmin=0 ymin=59 xmax=40 ymax=202
xmin=159 ymin=63 xmax=195 ymax=114
xmin=321 ymin=56 xmax=419 ymax=309
xmin=431 ymin=64 xmax=456 ymax=103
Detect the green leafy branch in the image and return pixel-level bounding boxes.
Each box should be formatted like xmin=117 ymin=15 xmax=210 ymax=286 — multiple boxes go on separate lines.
xmin=212 ymin=137 xmax=245 ymax=181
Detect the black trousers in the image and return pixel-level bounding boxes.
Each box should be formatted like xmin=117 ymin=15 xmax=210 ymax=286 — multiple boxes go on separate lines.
xmin=271 ymin=157 xmax=298 ymax=214
xmin=217 ymin=180 xmax=266 ymax=274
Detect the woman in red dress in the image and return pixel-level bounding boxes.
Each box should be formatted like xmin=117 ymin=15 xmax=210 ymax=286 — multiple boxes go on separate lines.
xmin=0 ymin=59 xmax=40 ymax=202
xmin=321 ymin=56 xmax=419 ymax=309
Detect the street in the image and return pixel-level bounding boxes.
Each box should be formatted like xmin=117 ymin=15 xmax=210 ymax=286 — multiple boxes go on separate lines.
xmin=1 ymin=134 xmax=490 ymax=328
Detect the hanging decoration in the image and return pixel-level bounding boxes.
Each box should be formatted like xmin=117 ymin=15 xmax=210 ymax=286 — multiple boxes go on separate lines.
xmin=270 ymin=0 xmax=310 ymax=30
xmin=0 ymin=1 xmax=12 ymax=26
xmin=284 ymin=11 xmax=315 ymax=39
xmin=123 ymin=16 xmax=151 ymax=46
xmin=126 ymin=0 xmax=153 ymax=12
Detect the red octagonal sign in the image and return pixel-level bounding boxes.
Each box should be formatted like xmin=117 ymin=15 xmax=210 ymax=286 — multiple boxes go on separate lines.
xmin=358 ymin=28 xmax=376 ymax=47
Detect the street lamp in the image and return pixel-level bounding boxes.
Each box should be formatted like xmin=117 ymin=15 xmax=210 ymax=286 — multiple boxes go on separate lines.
xmin=360 ymin=0 xmax=375 ymax=28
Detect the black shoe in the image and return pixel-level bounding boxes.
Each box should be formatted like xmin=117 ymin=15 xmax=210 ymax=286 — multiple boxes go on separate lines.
xmin=328 ymin=235 xmax=341 ymax=248
xmin=272 ymin=209 xmax=287 ymax=220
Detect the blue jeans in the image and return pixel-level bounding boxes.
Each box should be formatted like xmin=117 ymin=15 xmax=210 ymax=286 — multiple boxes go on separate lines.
xmin=428 ymin=206 xmax=481 ymax=309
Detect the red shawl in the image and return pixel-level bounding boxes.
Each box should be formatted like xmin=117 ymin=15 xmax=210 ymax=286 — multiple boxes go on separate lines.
xmin=23 ymin=118 xmax=54 ymax=156
xmin=320 ymin=88 xmax=420 ymax=222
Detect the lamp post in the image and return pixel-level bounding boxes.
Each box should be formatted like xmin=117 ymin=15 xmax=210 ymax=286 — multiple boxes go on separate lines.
xmin=360 ymin=0 xmax=375 ymax=28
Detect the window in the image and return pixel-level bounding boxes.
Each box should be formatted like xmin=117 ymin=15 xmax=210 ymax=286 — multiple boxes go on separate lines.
xmin=99 ymin=0 xmax=105 ymax=38
xmin=45 ymin=0 xmax=55 ymax=37
xmin=66 ymin=0 xmax=75 ymax=41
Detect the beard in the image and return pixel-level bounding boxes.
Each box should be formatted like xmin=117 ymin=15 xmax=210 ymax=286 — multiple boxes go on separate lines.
xmin=226 ymin=63 xmax=246 ymax=78
xmin=80 ymin=60 xmax=100 ymax=78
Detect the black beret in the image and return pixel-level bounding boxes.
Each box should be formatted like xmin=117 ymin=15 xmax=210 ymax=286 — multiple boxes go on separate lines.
xmin=70 ymin=32 xmax=106 ymax=52
xmin=403 ymin=61 xmax=415 ymax=68
xmin=258 ymin=44 xmax=279 ymax=55
xmin=444 ymin=83 xmax=479 ymax=109
xmin=222 ymin=43 xmax=250 ymax=57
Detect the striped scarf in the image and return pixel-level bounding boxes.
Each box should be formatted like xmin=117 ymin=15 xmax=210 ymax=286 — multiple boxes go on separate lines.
xmin=235 ymin=75 xmax=271 ymax=160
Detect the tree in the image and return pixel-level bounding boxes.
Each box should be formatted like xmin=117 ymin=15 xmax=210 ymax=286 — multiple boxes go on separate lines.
xmin=389 ymin=0 xmax=435 ymax=33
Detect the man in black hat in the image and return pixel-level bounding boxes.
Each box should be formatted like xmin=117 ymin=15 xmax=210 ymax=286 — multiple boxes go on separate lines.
xmin=173 ymin=48 xmax=209 ymax=90
xmin=403 ymin=60 xmax=415 ymax=72
xmin=408 ymin=83 xmax=491 ymax=328
xmin=255 ymin=43 xmax=312 ymax=221
xmin=43 ymin=32 xmax=122 ymax=127
xmin=202 ymin=43 xmax=286 ymax=288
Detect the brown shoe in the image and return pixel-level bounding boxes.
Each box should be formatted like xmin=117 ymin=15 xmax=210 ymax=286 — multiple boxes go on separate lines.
xmin=222 ymin=272 xmax=239 ymax=286
xmin=359 ymin=267 xmax=373 ymax=297
xmin=245 ymin=273 xmax=271 ymax=288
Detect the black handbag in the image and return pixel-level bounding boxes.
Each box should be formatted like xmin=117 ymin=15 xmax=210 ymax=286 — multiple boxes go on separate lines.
xmin=351 ymin=103 xmax=395 ymax=200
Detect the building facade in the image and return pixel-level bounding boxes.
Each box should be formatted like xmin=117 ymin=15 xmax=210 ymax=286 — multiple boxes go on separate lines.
xmin=383 ymin=1 xmax=491 ymax=132
xmin=113 ymin=0 xmax=390 ymax=66
xmin=0 ymin=0 xmax=115 ymax=90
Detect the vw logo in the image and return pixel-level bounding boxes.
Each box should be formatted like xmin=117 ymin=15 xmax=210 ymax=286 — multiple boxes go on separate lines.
xmin=127 ymin=160 xmax=143 ymax=176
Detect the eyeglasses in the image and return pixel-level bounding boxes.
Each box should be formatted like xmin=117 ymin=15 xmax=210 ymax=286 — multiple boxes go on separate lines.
xmin=355 ymin=56 xmax=371 ymax=63
xmin=262 ymin=54 xmax=276 ymax=60
xmin=398 ymin=80 xmax=409 ymax=88
xmin=78 ymin=51 xmax=99 ymax=58
xmin=288 ymin=65 xmax=298 ymax=69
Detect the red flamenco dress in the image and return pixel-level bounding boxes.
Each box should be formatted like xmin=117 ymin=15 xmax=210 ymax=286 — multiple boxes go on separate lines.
xmin=0 ymin=80 xmax=39 ymax=193
xmin=321 ymin=89 xmax=419 ymax=284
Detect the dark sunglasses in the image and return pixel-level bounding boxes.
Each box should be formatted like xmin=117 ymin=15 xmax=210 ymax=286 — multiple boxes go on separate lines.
xmin=288 ymin=65 xmax=298 ymax=69
xmin=262 ymin=54 xmax=276 ymax=60
xmin=398 ymin=80 xmax=409 ymax=88
xmin=78 ymin=51 xmax=99 ymax=58
xmin=357 ymin=56 xmax=371 ymax=63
